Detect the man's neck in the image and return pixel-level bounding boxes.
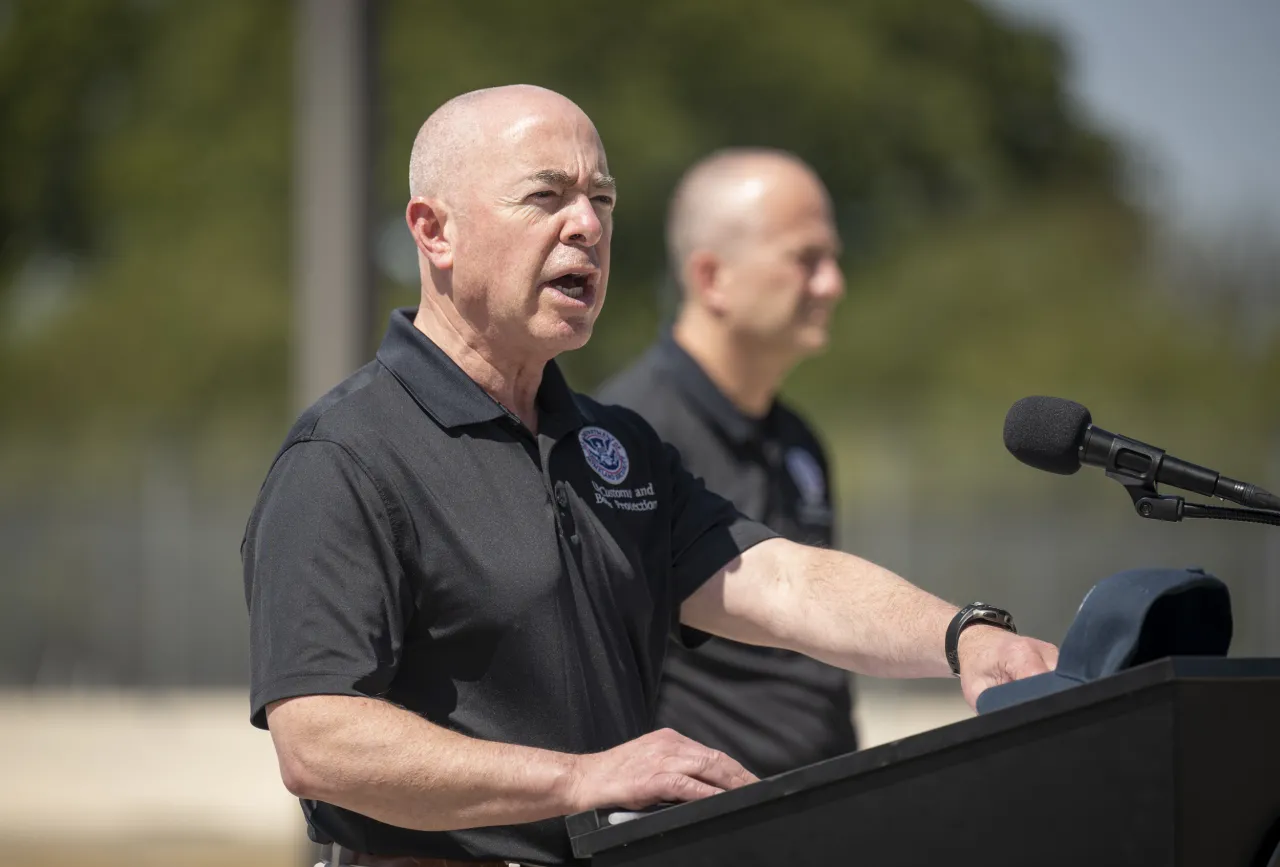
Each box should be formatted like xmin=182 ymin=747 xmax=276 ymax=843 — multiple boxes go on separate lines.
xmin=413 ymin=303 xmax=544 ymax=432
xmin=671 ymin=317 xmax=791 ymax=419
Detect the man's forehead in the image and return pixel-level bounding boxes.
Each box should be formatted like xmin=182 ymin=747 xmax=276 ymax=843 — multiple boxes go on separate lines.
xmin=719 ymin=172 xmax=827 ymax=228
xmin=489 ymin=114 xmax=608 ymax=176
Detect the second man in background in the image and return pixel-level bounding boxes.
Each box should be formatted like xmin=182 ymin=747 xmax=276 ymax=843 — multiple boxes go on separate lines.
xmin=599 ymin=148 xmax=856 ymax=777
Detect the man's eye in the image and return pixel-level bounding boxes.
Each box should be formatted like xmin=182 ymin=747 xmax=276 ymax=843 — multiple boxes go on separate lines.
xmin=529 ymin=190 xmax=558 ymax=201
xmin=797 ymin=250 xmax=824 ymax=270
xmin=592 ymin=195 xmax=615 ymax=206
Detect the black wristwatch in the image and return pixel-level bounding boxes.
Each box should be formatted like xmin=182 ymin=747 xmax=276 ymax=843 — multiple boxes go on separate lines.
xmin=945 ymin=603 xmax=1017 ymax=677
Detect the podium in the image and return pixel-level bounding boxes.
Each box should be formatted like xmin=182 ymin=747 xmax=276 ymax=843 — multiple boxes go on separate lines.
xmin=566 ymin=658 xmax=1280 ymax=867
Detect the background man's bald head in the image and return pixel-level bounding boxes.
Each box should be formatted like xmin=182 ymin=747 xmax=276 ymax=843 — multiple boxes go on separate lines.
xmin=408 ymin=84 xmax=594 ymax=201
xmin=666 ymin=148 xmax=830 ymax=285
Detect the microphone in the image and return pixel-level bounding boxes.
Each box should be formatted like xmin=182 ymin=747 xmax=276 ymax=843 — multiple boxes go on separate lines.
xmin=1003 ymin=396 xmax=1280 ymax=511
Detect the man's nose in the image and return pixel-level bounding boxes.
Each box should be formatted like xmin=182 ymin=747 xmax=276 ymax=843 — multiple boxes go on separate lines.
xmin=562 ymin=196 xmax=604 ymax=247
xmin=812 ymin=258 xmax=845 ymax=300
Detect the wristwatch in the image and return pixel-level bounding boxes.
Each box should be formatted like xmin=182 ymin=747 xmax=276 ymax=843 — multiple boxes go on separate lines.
xmin=945 ymin=603 xmax=1017 ymax=677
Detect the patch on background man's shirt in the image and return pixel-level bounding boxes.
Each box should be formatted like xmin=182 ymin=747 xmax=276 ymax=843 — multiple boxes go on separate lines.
xmin=785 ymin=447 xmax=826 ymax=507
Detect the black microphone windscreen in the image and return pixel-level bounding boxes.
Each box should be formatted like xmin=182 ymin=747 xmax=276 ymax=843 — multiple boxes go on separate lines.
xmin=1003 ymin=396 xmax=1092 ymax=475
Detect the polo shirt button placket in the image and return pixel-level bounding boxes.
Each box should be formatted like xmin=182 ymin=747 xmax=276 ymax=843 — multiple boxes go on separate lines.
xmin=552 ymin=482 xmax=580 ymax=545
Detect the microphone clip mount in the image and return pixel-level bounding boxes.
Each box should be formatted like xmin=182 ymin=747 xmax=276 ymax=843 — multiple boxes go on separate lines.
xmin=1106 ymin=469 xmax=1280 ymax=527
xmin=1108 ymin=469 xmax=1186 ymax=522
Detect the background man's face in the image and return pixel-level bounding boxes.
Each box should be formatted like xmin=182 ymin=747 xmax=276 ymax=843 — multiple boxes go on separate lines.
xmin=715 ymin=171 xmax=845 ymax=358
xmin=448 ymin=108 xmax=614 ymax=360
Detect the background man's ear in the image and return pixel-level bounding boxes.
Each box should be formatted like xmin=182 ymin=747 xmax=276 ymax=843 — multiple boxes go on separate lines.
xmin=686 ymin=250 xmax=728 ymax=315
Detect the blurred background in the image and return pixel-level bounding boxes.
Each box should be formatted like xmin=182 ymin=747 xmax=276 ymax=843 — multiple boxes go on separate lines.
xmin=1 ymin=0 xmax=1277 ymax=864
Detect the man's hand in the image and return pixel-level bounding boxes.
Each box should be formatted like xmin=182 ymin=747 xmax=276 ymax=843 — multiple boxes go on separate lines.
xmin=567 ymin=728 xmax=758 ymax=812
xmin=956 ymin=626 xmax=1059 ymax=710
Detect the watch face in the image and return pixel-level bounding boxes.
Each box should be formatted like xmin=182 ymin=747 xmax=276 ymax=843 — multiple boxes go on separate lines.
xmin=973 ymin=608 xmax=1016 ymax=631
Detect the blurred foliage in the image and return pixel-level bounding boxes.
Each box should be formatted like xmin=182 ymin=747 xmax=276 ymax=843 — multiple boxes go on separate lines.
xmin=0 ymin=0 xmax=290 ymax=461
xmin=0 ymin=0 xmax=1275 ymax=494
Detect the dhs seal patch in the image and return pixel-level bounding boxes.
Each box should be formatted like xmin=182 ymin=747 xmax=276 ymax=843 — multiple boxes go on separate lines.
xmin=579 ymin=426 xmax=629 ymax=485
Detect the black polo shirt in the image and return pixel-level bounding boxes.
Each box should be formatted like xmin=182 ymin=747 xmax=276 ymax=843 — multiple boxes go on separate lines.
xmin=597 ymin=334 xmax=857 ymax=778
xmin=242 ymin=309 xmax=776 ymax=865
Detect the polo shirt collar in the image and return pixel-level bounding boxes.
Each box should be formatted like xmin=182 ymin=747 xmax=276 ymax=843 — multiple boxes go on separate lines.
xmin=541 ymin=357 xmax=591 ymax=438
xmin=376 ymin=307 xmax=586 ymax=434
xmin=655 ymin=332 xmax=773 ymax=445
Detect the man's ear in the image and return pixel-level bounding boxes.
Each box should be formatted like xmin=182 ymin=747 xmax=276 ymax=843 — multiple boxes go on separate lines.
xmin=406 ymin=198 xmax=453 ymax=270
xmin=685 ymin=250 xmax=728 ymax=315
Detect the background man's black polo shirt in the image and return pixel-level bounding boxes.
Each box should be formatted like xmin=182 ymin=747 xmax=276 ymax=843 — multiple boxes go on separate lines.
xmin=242 ymin=309 xmax=776 ymax=865
xmin=598 ymin=335 xmax=857 ymax=778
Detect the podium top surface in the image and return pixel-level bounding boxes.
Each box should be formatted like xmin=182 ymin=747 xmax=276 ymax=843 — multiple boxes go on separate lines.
xmin=565 ymin=656 xmax=1280 ymax=859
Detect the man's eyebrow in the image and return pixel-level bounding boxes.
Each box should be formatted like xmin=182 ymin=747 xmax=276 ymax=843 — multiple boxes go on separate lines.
xmin=526 ymin=169 xmax=616 ymax=190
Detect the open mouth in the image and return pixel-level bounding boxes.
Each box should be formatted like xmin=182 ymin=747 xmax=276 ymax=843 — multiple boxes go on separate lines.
xmin=543 ymin=272 xmax=594 ymax=302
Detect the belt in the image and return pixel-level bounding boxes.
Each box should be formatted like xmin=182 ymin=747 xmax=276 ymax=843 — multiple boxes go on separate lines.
xmin=349 ymin=857 xmax=518 ymax=867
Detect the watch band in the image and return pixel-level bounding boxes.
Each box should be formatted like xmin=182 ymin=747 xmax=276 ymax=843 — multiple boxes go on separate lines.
xmin=945 ymin=603 xmax=1017 ymax=677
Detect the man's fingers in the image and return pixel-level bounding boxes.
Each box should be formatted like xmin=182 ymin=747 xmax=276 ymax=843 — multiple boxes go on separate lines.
xmin=597 ymin=729 xmax=759 ymax=809
xmin=1040 ymin=643 xmax=1060 ymax=670
xmin=1014 ymin=656 xmax=1049 ymax=678
xmin=695 ymin=753 xmax=758 ymax=790
xmin=660 ymin=748 xmax=757 ymax=791
xmin=1015 ymin=640 xmax=1057 ymax=677
xmin=655 ymin=772 xmax=724 ymax=802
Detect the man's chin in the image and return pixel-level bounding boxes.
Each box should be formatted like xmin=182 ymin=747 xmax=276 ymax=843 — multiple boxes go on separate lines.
xmin=792 ymin=326 xmax=832 ymax=356
xmin=534 ymin=317 xmax=595 ymax=355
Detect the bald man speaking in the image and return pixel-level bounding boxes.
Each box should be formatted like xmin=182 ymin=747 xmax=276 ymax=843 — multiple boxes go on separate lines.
xmin=599 ymin=149 xmax=857 ymax=778
xmin=243 ymin=86 xmax=1057 ymax=867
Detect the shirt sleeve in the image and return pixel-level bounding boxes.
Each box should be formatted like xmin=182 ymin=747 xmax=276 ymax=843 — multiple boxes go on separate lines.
xmin=664 ymin=440 xmax=779 ymax=606
xmin=242 ymin=439 xmax=411 ymax=729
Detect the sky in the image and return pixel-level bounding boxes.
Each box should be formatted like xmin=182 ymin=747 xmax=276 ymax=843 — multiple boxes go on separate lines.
xmin=983 ymin=0 xmax=1280 ymax=233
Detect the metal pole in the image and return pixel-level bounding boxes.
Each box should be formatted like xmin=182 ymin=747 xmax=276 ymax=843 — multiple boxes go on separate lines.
xmin=1268 ymin=434 xmax=1280 ymax=656
xmin=294 ymin=0 xmax=377 ymax=412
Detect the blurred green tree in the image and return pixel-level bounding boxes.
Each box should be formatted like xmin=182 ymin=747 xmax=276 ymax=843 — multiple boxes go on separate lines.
xmin=0 ymin=0 xmax=290 ymax=464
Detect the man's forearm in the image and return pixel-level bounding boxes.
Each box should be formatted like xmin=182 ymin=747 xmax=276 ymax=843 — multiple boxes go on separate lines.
xmin=684 ymin=539 xmax=959 ymax=679
xmin=778 ymin=543 xmax=959 ymax=677
xmin=266 ymin=695 xmax=578 ymax=831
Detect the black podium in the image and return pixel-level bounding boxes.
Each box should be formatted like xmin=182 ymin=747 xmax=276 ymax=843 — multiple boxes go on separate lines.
xmin=567 ymin=658 xmax=1280 ymax=867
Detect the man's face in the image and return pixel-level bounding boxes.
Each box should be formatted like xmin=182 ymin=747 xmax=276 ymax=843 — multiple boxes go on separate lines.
xmin=714 ymin=172 xmax=844 ymax=358
xmin=447 ymin=109 xmax=614 ymax=360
